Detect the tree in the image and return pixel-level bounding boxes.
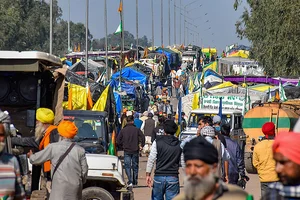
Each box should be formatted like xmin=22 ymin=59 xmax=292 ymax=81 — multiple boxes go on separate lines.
xmin=235 ymin=0 xmax=300 ymax=76
xmin=0 ymin=0 xmax=93 ymax=56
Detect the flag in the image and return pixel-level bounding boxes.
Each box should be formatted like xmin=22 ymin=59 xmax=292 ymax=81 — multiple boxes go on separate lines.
xmin=267 ymin=87 xmax=272 ymax=102
xmin=178 ymin=97 xmax=182 ymax=133
xmin=279 ymin=79 xmax=287 ymax=102
xmin=243 ymin=85 xmax=251 ymax=115
xmin=114 ymin=22 xmax=122 ymax=35
xmin=67 ymin=83 xmax=92 ymax=110
xmin=92 ymin=85 xmax=110 ymax=111
xmin=118 ymin=0 xmax=123 ymax=12
xmin=297 ymin=79 xmax=300 ymax=87
xmin=108 ymin=130 xmax=117 ymax=156
xmin=218 ymin=97 xmax=222 ymax=118
xmin=192 ymin=93 xmax=199 ymax=110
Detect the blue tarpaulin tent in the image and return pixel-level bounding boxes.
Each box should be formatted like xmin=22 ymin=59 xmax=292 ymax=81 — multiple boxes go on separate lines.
xmin=111 ymin=68 xmax=147 ymax=85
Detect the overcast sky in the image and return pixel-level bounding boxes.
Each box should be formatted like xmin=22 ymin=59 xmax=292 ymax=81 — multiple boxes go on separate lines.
xmin=57 ymin=0 xmax=249 ymax=52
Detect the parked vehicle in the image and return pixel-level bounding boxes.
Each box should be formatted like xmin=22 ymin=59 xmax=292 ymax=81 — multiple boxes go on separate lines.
xmin=242 ymin=102 xmax=299 ymax=174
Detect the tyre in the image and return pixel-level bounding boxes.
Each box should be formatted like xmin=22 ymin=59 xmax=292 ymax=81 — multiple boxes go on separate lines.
xmin=82 ymin=187 xmax=114 ymax=200
xmin=244 ymin=152 xmax=257 ymax=174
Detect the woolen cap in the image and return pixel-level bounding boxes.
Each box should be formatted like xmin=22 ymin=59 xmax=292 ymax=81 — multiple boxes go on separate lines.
xmin=183 ymin=136 xmax=218 ymax=164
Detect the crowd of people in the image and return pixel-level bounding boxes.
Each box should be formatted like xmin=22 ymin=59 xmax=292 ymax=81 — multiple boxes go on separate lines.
xmin=1 ymin=71 xmax=300 ymax=199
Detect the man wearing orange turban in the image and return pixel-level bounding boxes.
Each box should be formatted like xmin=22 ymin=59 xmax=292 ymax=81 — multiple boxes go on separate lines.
xmin=253 ymin=122 xmax=279 ymax=198
xmin=261 ymin=131 xmax=300 ymax=199
xmin=29 ymin=120 xmax=87 ymax=200
xmin=57 ymin=120 xmax=78 ymax=139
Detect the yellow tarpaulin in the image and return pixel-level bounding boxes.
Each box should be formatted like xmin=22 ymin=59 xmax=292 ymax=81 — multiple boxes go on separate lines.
xmin=227 ymin=50 xmax=249 ymax=58
xmin=250 ymin=84 xmax=274 ymax=92
xmin=92 ymin=85 xmax=110 ymax=111
xmin=202 ymin=48 xmax=217 ymax=54
xmin=207 ymin=82 xmax=235 ymax=91
xmin=66 ymin=83 xmax=93 ymax=110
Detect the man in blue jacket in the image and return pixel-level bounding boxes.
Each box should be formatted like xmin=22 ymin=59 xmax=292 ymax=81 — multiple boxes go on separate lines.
xmin=221 ymin=124 xmax=248 ymax=186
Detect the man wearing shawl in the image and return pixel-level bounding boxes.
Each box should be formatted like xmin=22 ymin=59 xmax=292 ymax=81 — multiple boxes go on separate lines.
xmin=28 ymin=120 xmax=88 ymax=200
xmin=262 ymin=131 xmax=300 ymax=199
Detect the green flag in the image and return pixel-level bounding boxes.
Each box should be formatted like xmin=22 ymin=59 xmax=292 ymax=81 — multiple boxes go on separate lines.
xmin=279 ymin=80 xmax=287 ymax=102
xmin=114 ymin=22 xmax=122 ymax=35
xmin=297 ymin=79 xmax=300 ymax=87
xmin=267 ymin=87 xmax=272 ymax=102
xmin=243 ymin=85 xmax=251 ymax=115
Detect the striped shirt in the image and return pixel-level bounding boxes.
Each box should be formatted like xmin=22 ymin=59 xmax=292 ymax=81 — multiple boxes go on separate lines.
xmin=0 ymin=153 xmax=25 ymax=200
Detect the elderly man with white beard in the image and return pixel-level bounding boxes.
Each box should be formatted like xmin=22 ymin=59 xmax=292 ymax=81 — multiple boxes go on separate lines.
xmin=11 ymin=108 xmax=59 ymax=191
xmin=174 ymin=136 xmax=248 ymax=200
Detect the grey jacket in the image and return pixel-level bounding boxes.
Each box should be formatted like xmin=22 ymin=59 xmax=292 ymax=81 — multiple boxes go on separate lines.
xmin=30 ymin=139 xmax=88 ymax=200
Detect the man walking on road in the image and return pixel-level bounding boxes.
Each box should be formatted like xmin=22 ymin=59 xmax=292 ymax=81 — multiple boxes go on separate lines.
xmin=117 ymin=115 xmax=145 ymax=187
xmin=262 ymin=131 xmax=300 ymax=199
xmin=253 ymin=122 xmax=279 ymax=197
xmin=174 ymin=136 xmax=247 ymax=200
xmin=221 ymin=124 xmax=248 ymax=186
xmin=28 ymin=120 xmax=88 ymax=200
xmin=142 ymin=113 xmax=156 ymax=155
xmin=146 ymin=120 xmax=182 ymax=200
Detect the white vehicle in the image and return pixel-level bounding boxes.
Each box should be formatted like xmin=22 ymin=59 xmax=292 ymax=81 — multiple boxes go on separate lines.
xmin=63 ymin=110 xmax=133 ymax=200
xmin=179 ymin=109 xmax=245 ymax=149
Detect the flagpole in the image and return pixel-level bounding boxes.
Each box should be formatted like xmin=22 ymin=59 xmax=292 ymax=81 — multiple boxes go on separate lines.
xmin=50 ymin=0 xmax=53 ymax=54
xmin=104 ymin=0 xmax=109 ymax=81
xmin=119 ymin=0 xmax=124 ymax=91
xmin=168 ymin=0 xmax=171 ymax=46
xmin=68 ymin=0 xmax=70 ymax=52
xmin=161 ymin=0 xmax=163 ymax=47
xmin=174 ymin=0 xmax=176 ymax=45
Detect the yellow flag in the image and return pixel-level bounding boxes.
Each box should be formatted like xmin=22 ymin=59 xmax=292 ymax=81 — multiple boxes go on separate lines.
xmin=192 ymin=93 xmax=200 ymax=110
xmin=92 ymin=85 xmax=110 ymax=111
xmin=67 ymin=83 xmax=88 ymax=110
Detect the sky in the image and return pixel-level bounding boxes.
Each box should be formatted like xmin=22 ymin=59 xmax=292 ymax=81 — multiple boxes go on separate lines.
xmin=57 ymin=0 xmax=249 ymax=52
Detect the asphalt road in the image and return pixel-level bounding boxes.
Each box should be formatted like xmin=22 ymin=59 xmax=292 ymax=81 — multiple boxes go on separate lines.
xmin=121 ymin=153 xmax=261 ymax=200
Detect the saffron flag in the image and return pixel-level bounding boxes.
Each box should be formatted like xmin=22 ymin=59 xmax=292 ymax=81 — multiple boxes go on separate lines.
xmin=67 ymin=83 xmax=93 ymax=110
xmin=118 ymin=0 xmax=123 ymax=12
xmin=92 ymin=85 xmax=110 ymax=111
xmin=108 ymin=130 xmax=117 ymax=156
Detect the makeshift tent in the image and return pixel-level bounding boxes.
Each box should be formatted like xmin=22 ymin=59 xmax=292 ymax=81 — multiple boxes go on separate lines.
xmin=125 ymin=62 xmax=153 ymax=77
xmin=111 ymin=67 xmax=147 ymax=85
xmin=227 ymin=50 xmax=249 ymax=58
xmin=156 ymin=47 xmax=180 ymax=70
xmin=202 ymin=68 xmax=222 ymax=85
xmin=249 ymin=84 xmax=274 ymax=92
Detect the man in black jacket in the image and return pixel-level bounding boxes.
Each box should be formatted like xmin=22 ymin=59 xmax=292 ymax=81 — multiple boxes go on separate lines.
xmin=117 ymin=115 xmax=145 ymax=187
xmin=146 ymin=120 xmax=182 ymax=200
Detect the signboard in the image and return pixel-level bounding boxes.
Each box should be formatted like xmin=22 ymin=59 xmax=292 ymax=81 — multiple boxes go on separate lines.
xmin=202 ymin=95 xmax=245 ymax=111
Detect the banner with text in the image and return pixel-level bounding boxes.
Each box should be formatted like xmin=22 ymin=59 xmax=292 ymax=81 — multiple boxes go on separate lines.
xmin=202 ymin=95 xmax=245 ymax=111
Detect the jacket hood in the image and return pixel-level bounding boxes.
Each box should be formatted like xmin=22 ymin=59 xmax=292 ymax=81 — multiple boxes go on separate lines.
xmin=160 ymin=135 xmax=180 ymax=146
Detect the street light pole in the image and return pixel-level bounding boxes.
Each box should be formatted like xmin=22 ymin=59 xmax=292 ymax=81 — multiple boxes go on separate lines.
xmin=104 ymin=0 xmax=109 ymax=81
xmin=151 ymin=0 xmax=154 ymax=50
xmin=85 ymin=0 xmax=89 ymax=78
xmin=68 ymin=0 xmax=70 ymax=52
xmin=179 ymin=0 xmax=181 ymax=45
xmin=168 ymin=0 xmax=171 ymax=46
xmin=161 ymin=0 xmax=163 ymax=47
xmin=136 ymin=0 xmax=139 ymax=60
xmin=50 ymin=0 xmax=53 ymax=54
xmin=174 ymin=0 xmax=176 ymax=45
xmin=184 ymin=6 xmax=186 ymax=45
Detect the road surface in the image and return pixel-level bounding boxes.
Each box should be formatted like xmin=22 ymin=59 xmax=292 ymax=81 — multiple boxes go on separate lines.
xmin=119 ymin=152 xmax=261 ymax=200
